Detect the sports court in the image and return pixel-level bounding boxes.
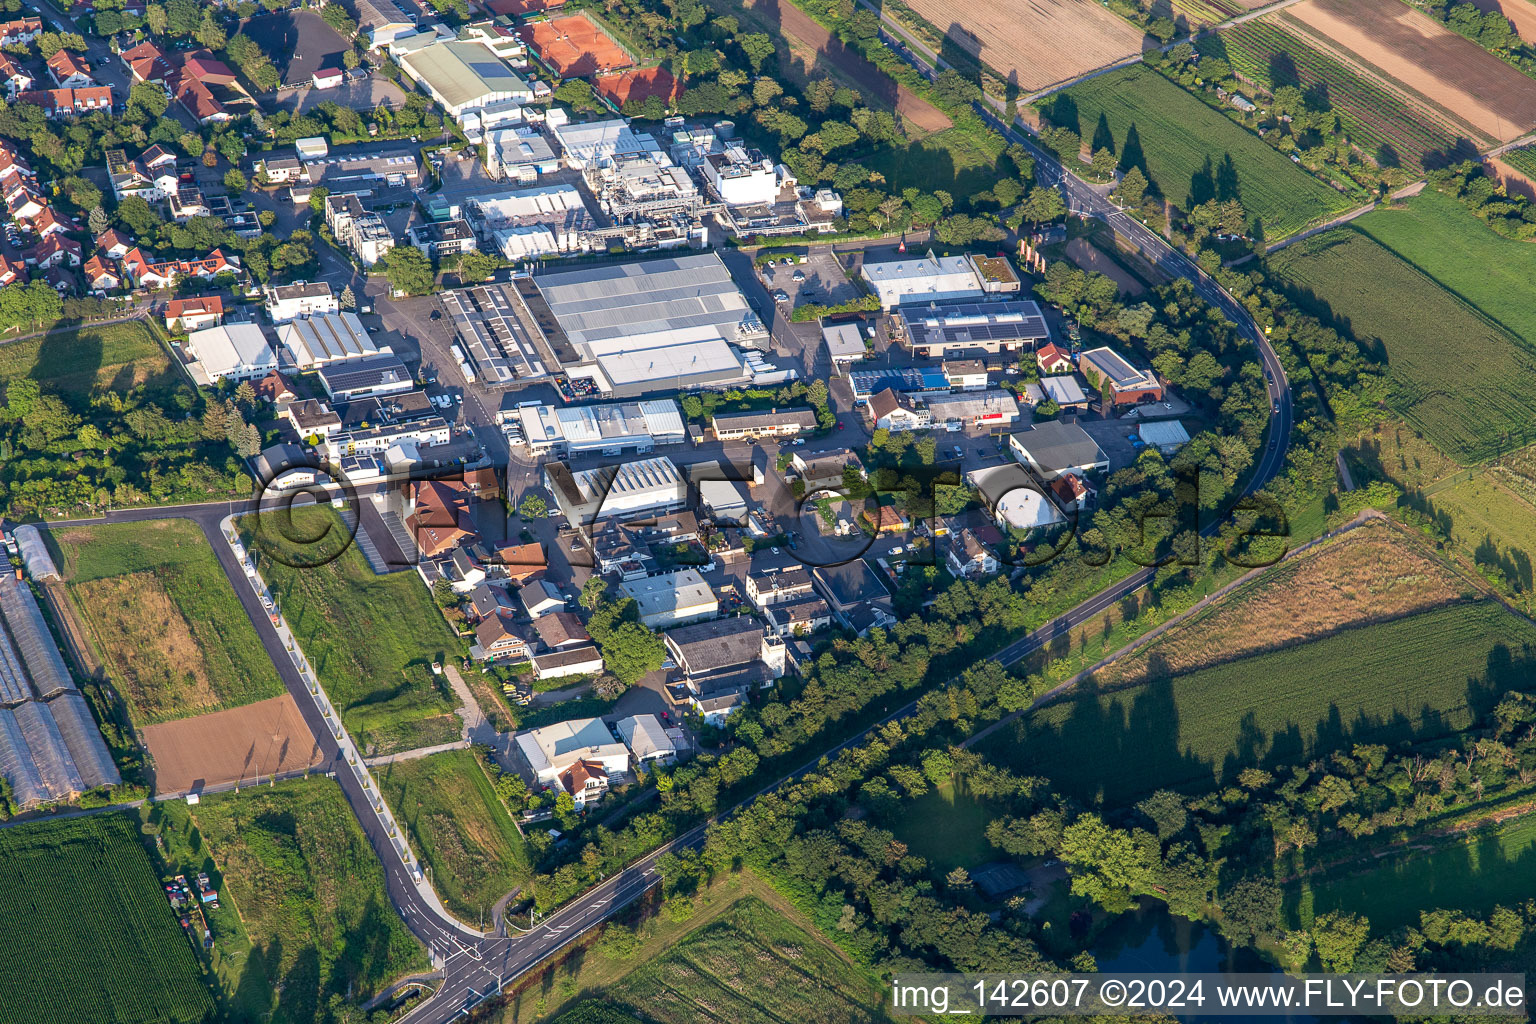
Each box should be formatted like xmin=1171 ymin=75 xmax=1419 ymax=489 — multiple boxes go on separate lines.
xmin=520 ymin=14 xmax=634 ymax=77
xmin=595 ymin=66 xmax=678 ymax=106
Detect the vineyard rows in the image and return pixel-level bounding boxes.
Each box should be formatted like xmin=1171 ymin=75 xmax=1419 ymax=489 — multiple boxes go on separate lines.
xmin=1200 ymin=22 xmax=1455 ymax=172
xmin=1500 ymin=145 xmax=1536 ymax=180
xmin=0 ymin=814 xmax=213 ymax=1024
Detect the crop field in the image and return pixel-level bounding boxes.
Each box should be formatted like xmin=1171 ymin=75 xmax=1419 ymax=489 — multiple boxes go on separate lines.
xmin=1343 ymin=420 xmax=1463 ymax=494
xmin=1039 ymin=64 xmax=1351 ymax=238
xmin=983 ymin=601 xmax=1536 ymax=804
xmin=561 ymin=897 xmax=892 ymax=1024
xmin=378 ymin=749 xmax=531 ymax=923
xmin=1268 ymin=229 xmax=1536 ymax=463
xmin=236 ymin=507 xmax=458 ymax=755
xmin=1294 ymin=811 xmax=1536 ymax=934
xmin=1197 ymin=22 xmax=1459 ymax=172
xmin=1280 ymin=0 xmax=1536 ymax=146
xmin=1500 ymin=144 xmax=1536 ymax=179
xmin=901 ymin=0 xmax=1147 ymax=93
xmin=1426 ymin=474 xmax=1536 ymax=603
xmin=0 ymin=814 xmax=213 ymax=1024
xmin=1093 ymin=523 xmax=1472 ymax=688
xmin=190 ymin=777 xmax=427 ymax=1023
xmin=1351 ymin=191 xmax=1536 ymax=347
xmin=52 ymin=520 xmax=285 ymax=726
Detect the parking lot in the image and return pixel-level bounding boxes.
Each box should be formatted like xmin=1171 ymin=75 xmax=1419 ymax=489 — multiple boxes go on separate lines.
xmin=760 ymin=251 xmax=861 ymax=312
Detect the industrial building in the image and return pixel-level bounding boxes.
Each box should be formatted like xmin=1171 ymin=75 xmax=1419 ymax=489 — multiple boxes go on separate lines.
xmin=514 ymin=399 xmax=685 ymax=455
xmin=324 ymin=192 xmax=394 ymax=266
xmin=326 ymin=416 xmax=451 ymax=458
xmin=464 ymin=183 xmax=594 ymax=259
xmin=398 ymin=39 xmax=533 ymax=124
xmin=279 ymin=312 xmax=388 ymax=370
xmin=897 ymin=299 xmax=1052 ymax=359
xmin=709 ymin=407 xmax=818 ymax=440
xmin=1009 ymin=421 xmax=1110 ymax=480
xmin=1078 ymin=346 xmax=1165 ymax=406
xmin=549 ymin=117 xmax=660 ymax=169
xmin=849 ymin=366 xmax=950 ymax=405
xmin=185 ymin=322 xmax=277 ymax=383
xmin=1026 ymin=375 xmax=1090 ymax=411
xmin=484 ymin=126 xmax=561 ymax=181
xmin=316 ymin=353 xmax=415 ymax=401
xmin=1136 ymin=419 xmax=1191 ymax=454
xmin=351 ymin=0 xmax=417 ymax=49
xmin=582 ymin=150 xmax=701 ymax=221
xmin=862 ymin=251 xmax=985 ymax=309
xmin=623 ymin=568 xmax=717 ymax=628
xmin=526 ymin=253 xmax=768 ymax=397
xmin=515 ymin=717 xmax=630 ymax=786
xmin=544 ymin=455 xmax=687 ymax=525
xmin=408 ymin=218 xmax=477 ymax=259
xmin=821 ymin=321 xmax=867 ymax=374
xmin=922 ymin=390 xmax=1020 ymax=429
xmin=968 ymin=464 xmax=1066 ymax=532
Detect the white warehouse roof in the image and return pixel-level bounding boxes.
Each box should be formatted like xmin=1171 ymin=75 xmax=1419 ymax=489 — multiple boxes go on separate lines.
xmin=187 ymin=323 xmax=275 ymax=378
xmin=279 ymin=312 xmax=387 ymax=368
xmin=517 ymin=399 xmax=684 ymax=451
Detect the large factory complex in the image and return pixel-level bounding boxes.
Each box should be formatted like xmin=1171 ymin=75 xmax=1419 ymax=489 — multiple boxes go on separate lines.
xmin=441 ymin=251 xmax=779 ymax=397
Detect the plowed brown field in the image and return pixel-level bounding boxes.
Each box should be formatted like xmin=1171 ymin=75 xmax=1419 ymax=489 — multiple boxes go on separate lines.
xmin=143 ymin=694 xmax=324 ymax=795
xmin=906 ymin=0 xmax=1149 ymax=92
xmin=1284 ymin=0 xmax=1536 ymax=144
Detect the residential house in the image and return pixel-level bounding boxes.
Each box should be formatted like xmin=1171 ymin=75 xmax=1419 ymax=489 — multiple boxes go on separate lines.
xmin=745 ymin=564 xmax=814 ymax=610
xmin=1036 ymin=341 xmax=1073 ymax=375
xmin=46 ymin=49 xmax=96 ymax=89
xmin=0 ymin=140 xmax=34 ymax=190
xmin=533 ymin=611 xmax=589 ymax=650
xmin=519 ymin=579 xmax=565 ymax=619
xmin=868 ymin=388 xmax=931 ymax=432
xmin=23 ymin=235 xmax=81 ymax=269
xmin=0 ymin=17 xmax=42 ymax=46
xmin=0 ymin=253 xmax=25 ymax=286
xmin=590 ymin=521 xmax=654 ymax=579
xmin=96 ymin=228 xmax=134 ymax=259
xmin=325 ymin=192 xmax=395 ymax=267
xmin=4 ymin=184 xmax=46 ymax=223
xmin=163 ymin=295 xmax=224 ymax=331
xmin=312 ymin=66 xmax=344 ymax=90
xmin=30 ymin=206 xmax=78 ymax=239
xmin=943 ymin=358 xmax=990 ymax=391
xmin=82 ymin=255 xmax=120 ymax=294
xmin=121 ymin=247 xmax=239 ymax=289
xmin=168 ymin=188 xmax=209 ymax=223
xmin=0 ymin=52 xmax=34 ymax=99
xmin=558 ymin=758 xmax=610 ymax=809
xmin=1048 ymin=471 xmax=1094 ymax=512
xmin=790 ymin=448 xmax=865 ymax=494
xmin=484 ymin=541 xmax=546 ymax=585
xmin=253 ymin=372 xmax=297 ymax=408
xmin=616 ymin=714 xmax=675 ymax=768
xmin=760 ymin=594 xmax=832 ymax=637
xmin=18 ymin=86 xmax=114 ymax=118
xmin=120 ymin=40 xmax=174 ymax=84
xmin=43 ymin=266 xmax=76 ymax=295
xmin=514 ymin=717 xmax=630 ymax=786
xmin=664 ymin=616 xmax=785 ymax=724
xmin=474 ymin=611 xmax=532 ymax=661
xmin=264 ymin=281 xmax=338 ymax=323
xmin=529 ymin=643 xmax=604 ymax=681
xmin=405 ymin=479 xmax=478 ymax=559
xmin=466 ymin=583 xmax=516 ymax=623
xmin=285 ymin=398 xmax=343 ymax=440
xmin=812 ymin=559 xmax=896 ymax=636
xmin=173 ymin=74 xmax=228 ymax=124
xmin=946 ymin=524 xmax=1001 ymax=579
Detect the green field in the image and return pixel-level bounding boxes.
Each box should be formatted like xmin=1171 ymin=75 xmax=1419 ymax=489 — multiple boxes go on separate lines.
xmin=982 ymin=601 xmax=1536 ymax=804
xmin=0 ymin=321 xmax=245 ymax=519
xmin=1197 ymin=23 xmax=1460 ymax=173
xmin=548 ymin=897 xmax=892 ymax=1024
xmin=236 ymin=507 xmax=459 ymax=754
xmin=0 ymin=813 xmax=214 ymax=1024
xmin=893 ymin=781 xmax=996 ymax=874
xmin=378 ymin=749 xmax=531 ymax=923
xmin=1426 ymin=473 xmax=1536 ymax=603
xmin=1039 ymin=64 xmax=1352 ymax=238
xmin=1293 ymin=812 xmax=1536 ymax=934
xmin=1354 ymin=191 xmax=1536 ymax=346
xmin=51 ymin=519 xmax=285 ymax=725
xmin=1269 ymin=228 xmax=1536 ymax=463
xmin=189 ymin=777 xmax=427 ymax=1024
